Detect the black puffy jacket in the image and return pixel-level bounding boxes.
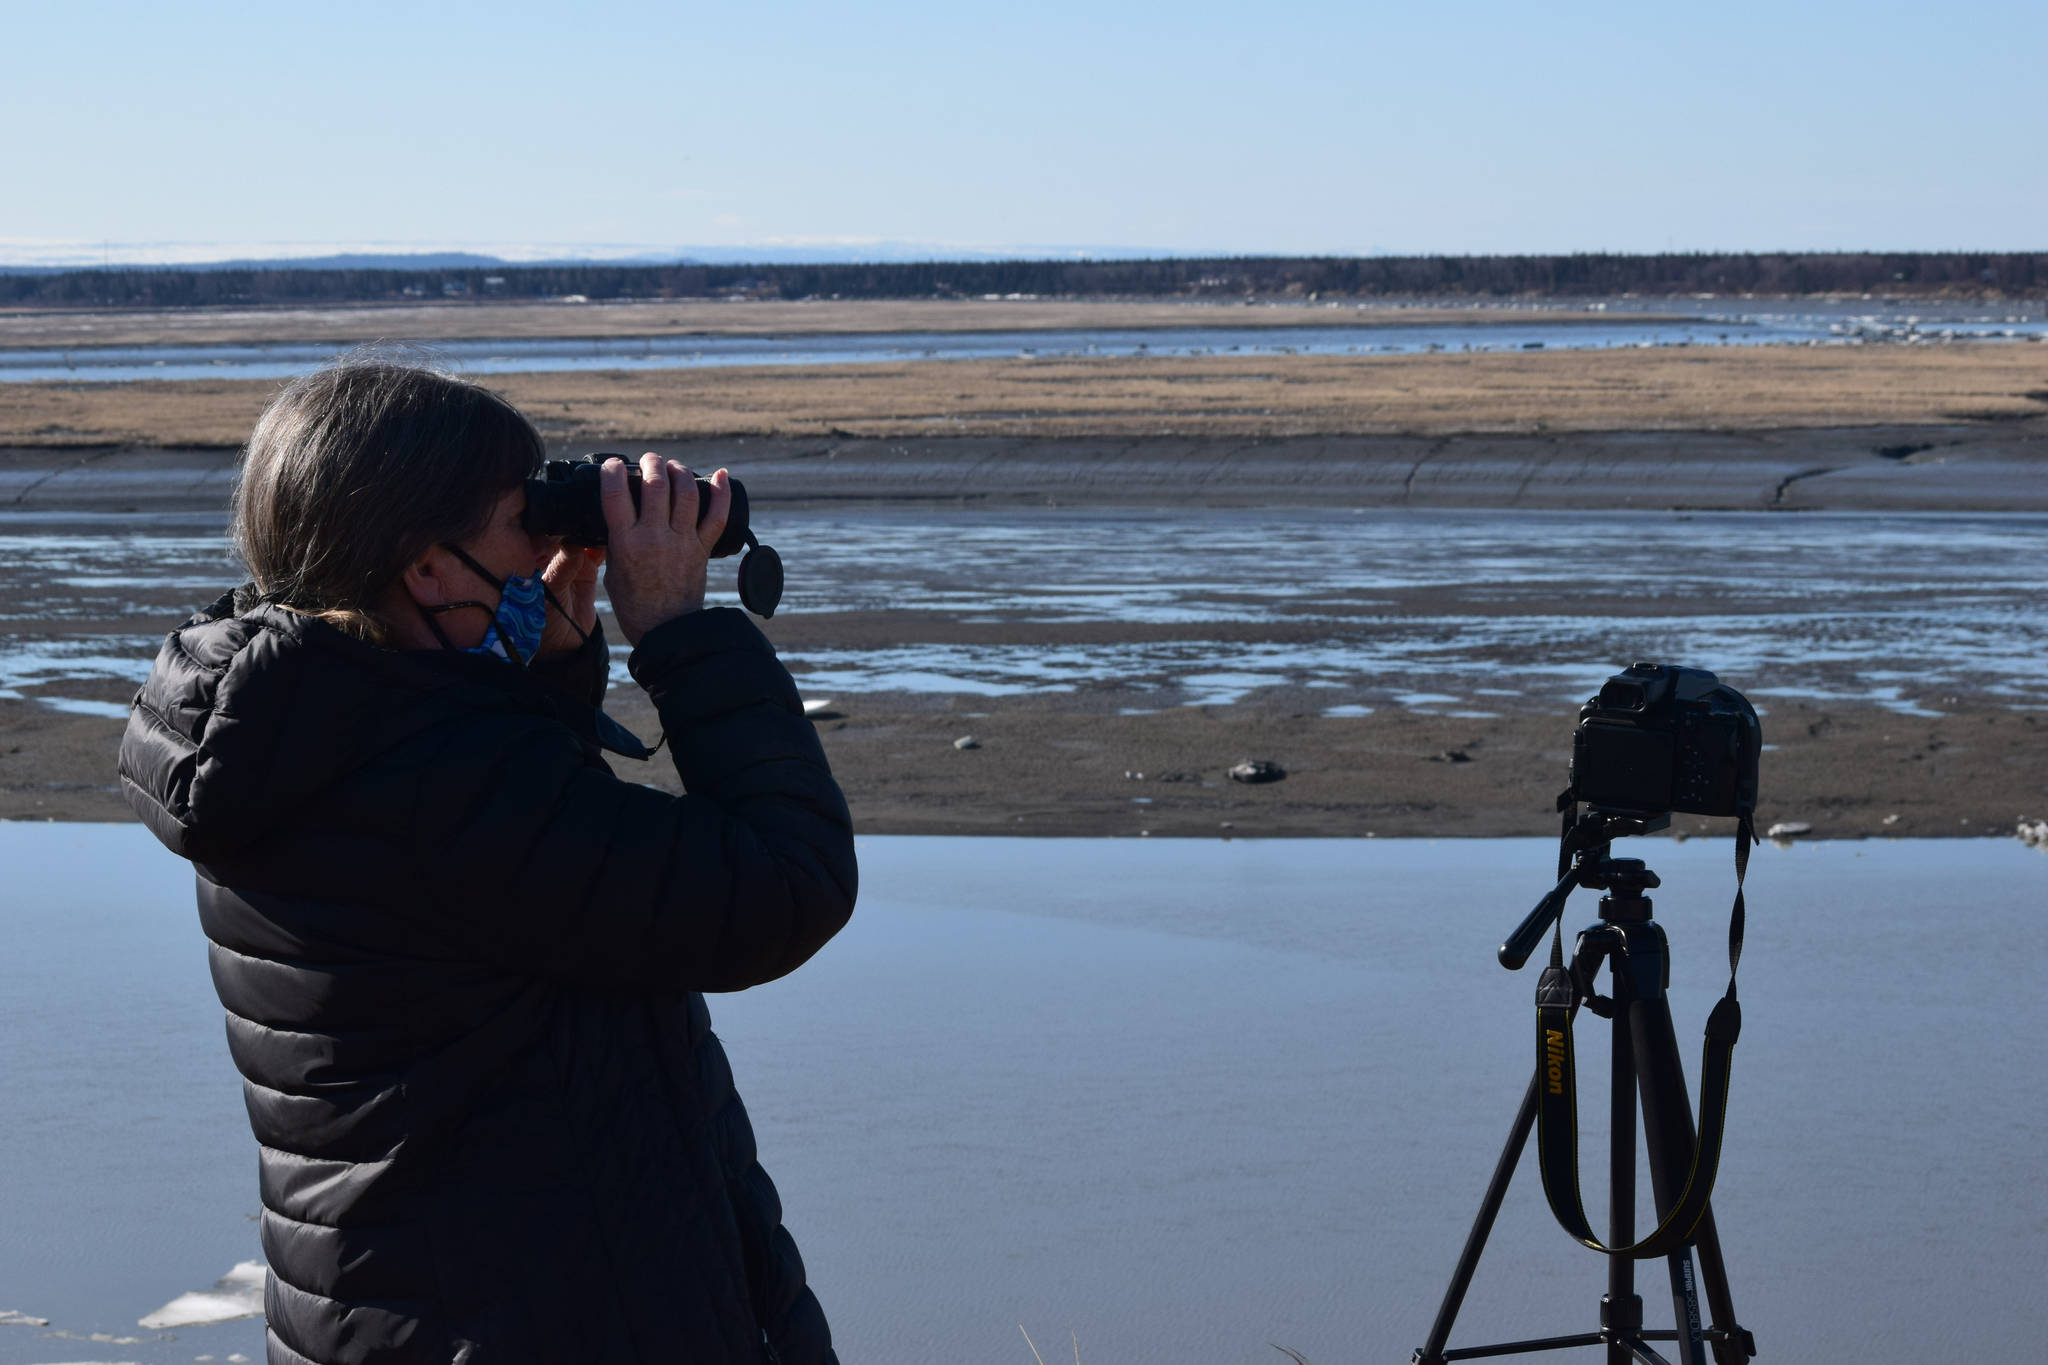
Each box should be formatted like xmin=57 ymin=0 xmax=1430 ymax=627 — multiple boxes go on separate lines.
xmin=117 ymin=589 xmax=857 ymax=1365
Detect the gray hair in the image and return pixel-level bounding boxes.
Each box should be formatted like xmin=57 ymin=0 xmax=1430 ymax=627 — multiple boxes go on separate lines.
xmin=233 ymin=357 xmax=545 ymax=641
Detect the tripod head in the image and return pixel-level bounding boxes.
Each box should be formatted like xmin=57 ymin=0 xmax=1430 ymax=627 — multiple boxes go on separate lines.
xmin=1498 ymin=809 xmax=1669 ymax=970
xmin=1579 ymin=855 xmax=1660 ymax=897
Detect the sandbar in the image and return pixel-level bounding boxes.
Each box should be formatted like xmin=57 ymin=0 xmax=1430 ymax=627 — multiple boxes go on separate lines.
xmin=6 ymin=346 xmax=2047 ymax=451
xmin=0 ymin=297 xmax=1678 ymax=351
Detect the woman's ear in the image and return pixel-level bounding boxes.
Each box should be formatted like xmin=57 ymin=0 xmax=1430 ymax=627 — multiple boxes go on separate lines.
xmin=399 ymin=545 xmax=459 ymax=609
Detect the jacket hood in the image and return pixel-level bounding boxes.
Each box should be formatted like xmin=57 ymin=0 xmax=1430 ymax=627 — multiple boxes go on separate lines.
xmin=119 ymin=587 xmax=548 ymax=861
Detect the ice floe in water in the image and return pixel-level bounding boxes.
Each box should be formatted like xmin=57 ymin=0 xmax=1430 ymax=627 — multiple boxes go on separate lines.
xmin=137 ymin=1260 xmax=265 ymax=1329
xmin=1 ymin=1307 xmax=52 ymax=1325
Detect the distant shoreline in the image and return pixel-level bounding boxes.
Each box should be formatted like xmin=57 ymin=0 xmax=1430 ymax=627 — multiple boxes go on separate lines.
xmin=0 ymin=296 xmax=1696 ymax=351
xmin=7 ymin=248 xmax=2044 ymax=314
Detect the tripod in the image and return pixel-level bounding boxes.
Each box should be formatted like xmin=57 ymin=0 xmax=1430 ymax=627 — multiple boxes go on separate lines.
xmin=1413 ymin=817 xmax=1757 ymax=1365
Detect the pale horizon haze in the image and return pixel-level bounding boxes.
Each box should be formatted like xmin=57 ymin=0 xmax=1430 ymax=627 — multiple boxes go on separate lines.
xmin=3 ymin=0 xmax=2043 ymax=264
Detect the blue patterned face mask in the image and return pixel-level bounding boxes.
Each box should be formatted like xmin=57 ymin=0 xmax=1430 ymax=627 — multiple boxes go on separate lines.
xmin=416 ymin=544 xmax=551 ymax=668
xmin=467 ymin=569 xmax=549 ymax=666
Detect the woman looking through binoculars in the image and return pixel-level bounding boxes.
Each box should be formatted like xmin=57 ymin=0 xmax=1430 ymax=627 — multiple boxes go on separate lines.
xmin=118 ymin=358 xmax=857 ymax=1365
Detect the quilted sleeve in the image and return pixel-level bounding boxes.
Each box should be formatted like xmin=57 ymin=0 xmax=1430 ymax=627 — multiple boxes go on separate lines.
xmin=400 ymin=608 xmax=857 ymax=993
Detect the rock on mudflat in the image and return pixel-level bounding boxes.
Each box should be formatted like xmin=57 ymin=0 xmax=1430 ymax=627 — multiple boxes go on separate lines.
xmin=1228 ymin=759 xmax=1285 ymax=784
xmin=953 ymin=735 xmax=981 ymax=750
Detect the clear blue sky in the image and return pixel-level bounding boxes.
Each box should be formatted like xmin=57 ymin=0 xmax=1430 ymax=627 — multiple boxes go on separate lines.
xmin=3 ymin=0 xmax=2042 ymax=260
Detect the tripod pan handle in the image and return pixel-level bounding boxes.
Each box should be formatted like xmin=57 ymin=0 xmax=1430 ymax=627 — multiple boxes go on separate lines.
xmin=1499 ymin=870 xmax=1578 ymax=971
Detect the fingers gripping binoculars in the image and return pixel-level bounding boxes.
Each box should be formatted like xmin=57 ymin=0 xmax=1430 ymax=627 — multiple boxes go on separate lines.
xmin=522 ymin=454 xmax=783 ymax=618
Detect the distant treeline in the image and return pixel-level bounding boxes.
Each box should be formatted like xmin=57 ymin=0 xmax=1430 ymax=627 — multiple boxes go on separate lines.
xmin=5 ymin=252 xmax=2045 ymax=308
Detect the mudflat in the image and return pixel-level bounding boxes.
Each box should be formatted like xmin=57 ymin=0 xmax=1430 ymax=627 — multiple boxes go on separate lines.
xmin=10 ymin=682 xmax=2042 ymax=841
xmin=5 ymin=337 xmax=2043 ymax=841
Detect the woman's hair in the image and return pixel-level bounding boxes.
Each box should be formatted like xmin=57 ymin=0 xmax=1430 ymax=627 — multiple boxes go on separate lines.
xmin=233 ymin=357 xmax=546 ymax=642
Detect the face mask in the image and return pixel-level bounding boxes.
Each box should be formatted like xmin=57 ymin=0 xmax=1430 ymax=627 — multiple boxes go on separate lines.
xmin=415 ymin=544 xmax=552 ymax=668
xmin=467 ymin=569 xmax=549 ymax=667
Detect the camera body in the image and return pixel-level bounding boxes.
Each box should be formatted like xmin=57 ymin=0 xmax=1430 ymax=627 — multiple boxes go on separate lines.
xmin=523 ymin=456 xmax=751 ymax=557
xmin=1570 ymin=663 xmax=1760 ymax=818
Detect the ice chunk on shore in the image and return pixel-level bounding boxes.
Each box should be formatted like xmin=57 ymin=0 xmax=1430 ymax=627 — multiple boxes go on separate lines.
xmin=138 ymin=1260 xmax=265 ymax=1329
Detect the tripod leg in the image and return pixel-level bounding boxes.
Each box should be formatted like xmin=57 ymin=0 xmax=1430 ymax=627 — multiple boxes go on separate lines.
xmin=1414 ymin=1075 xmax=1540 ymax=1365
xmin=1687 ymin=1210 xmax=1754 ymax=1362
xmin=1630 ymin=995 xmax=1751 ymax=1364
xmin=1606 ymin=1003 xmax=1639 ymax=1365
xmin=1659 ymin=1249 xmax=1708 ymax=1365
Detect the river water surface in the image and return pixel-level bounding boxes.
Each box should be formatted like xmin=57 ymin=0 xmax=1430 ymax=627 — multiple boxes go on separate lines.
xmin=5 ymin=301 xmax=2046 ymax=383
xmin=6 ymin=506 xmax=2046 ymax=719
xmin=0 ymin=827 xmax=2039 ymax=1364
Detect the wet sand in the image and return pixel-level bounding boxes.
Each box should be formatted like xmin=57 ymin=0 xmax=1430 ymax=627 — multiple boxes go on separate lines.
xmin=641 ymin=691 xmax=2048 ymax=840
xmin=7 ymin=422 xmax=2043 ymax=512
xmin=8 ymin=659 xmax=2043 ymax=840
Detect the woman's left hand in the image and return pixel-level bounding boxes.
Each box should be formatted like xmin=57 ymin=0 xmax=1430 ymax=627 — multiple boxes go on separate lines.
xmin=536 ymin=544 xmax=605 ymax=662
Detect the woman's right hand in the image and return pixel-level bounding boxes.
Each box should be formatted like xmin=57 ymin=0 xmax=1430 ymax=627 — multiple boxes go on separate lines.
xmin=600 ymin=454 xmax=733 ymax=645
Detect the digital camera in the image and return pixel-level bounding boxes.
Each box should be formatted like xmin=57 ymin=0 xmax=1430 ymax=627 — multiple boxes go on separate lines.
xmin=1570 ymin=663 xmax=1761 ymax=818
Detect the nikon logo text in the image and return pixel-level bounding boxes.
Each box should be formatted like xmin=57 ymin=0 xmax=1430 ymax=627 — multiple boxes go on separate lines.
xmin=1545 ymin=1029 xmax=1568 ymax=1094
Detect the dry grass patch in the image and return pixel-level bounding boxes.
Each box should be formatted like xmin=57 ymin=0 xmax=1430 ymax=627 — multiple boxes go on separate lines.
xmin=0 ymin=298 xmax=1634 ymax=349
xmin=3 ymin=345 xmax=2045 ymax=448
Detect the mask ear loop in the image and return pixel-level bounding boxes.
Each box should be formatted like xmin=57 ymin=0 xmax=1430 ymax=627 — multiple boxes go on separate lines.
xmin=446 ymin=538 xmax=595 ymax=649
xmin=441 ymin=543 xmax=505 ymax=594
xmin=433 ymin=541 xmax=665 ymax=751
xmin=434 ymin=542 xmax=566 ymax=667
xmin=412 ymin=599 xmax=465 ymax=653
xmin=538 ymin=583 xmax=591 ymax=645
xmin=403 ymin=544 xmax=505 ymax=655
xmin=528 ymin=554 xmax=661 ymax=754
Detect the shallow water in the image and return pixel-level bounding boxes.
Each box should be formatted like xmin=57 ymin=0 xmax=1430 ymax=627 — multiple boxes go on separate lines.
xmin=5 ymin=306 xmax=2046 ymax=383
xmin=6 ymin=506 xmax=2046 ymax=717
xmin=0 ymin=826 xmax=2041 ymax=1363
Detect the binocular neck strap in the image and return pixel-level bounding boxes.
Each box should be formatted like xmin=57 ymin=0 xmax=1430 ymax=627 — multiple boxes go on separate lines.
xmin=1533 ymin=805 xmax=1755 ymax=1259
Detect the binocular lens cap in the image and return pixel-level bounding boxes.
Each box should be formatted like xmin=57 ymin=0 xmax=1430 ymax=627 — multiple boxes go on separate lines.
xmin=738 ymin=545 xmax=784 ymax=619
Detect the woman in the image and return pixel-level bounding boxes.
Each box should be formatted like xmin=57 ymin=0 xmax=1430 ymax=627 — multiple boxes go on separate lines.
xmin=118 ymin=360 xmax=857 ymax=1365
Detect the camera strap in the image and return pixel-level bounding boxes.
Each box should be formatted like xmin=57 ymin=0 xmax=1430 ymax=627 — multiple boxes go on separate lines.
xmin=1533 ymin=803 xmax=1755 ymax=1259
